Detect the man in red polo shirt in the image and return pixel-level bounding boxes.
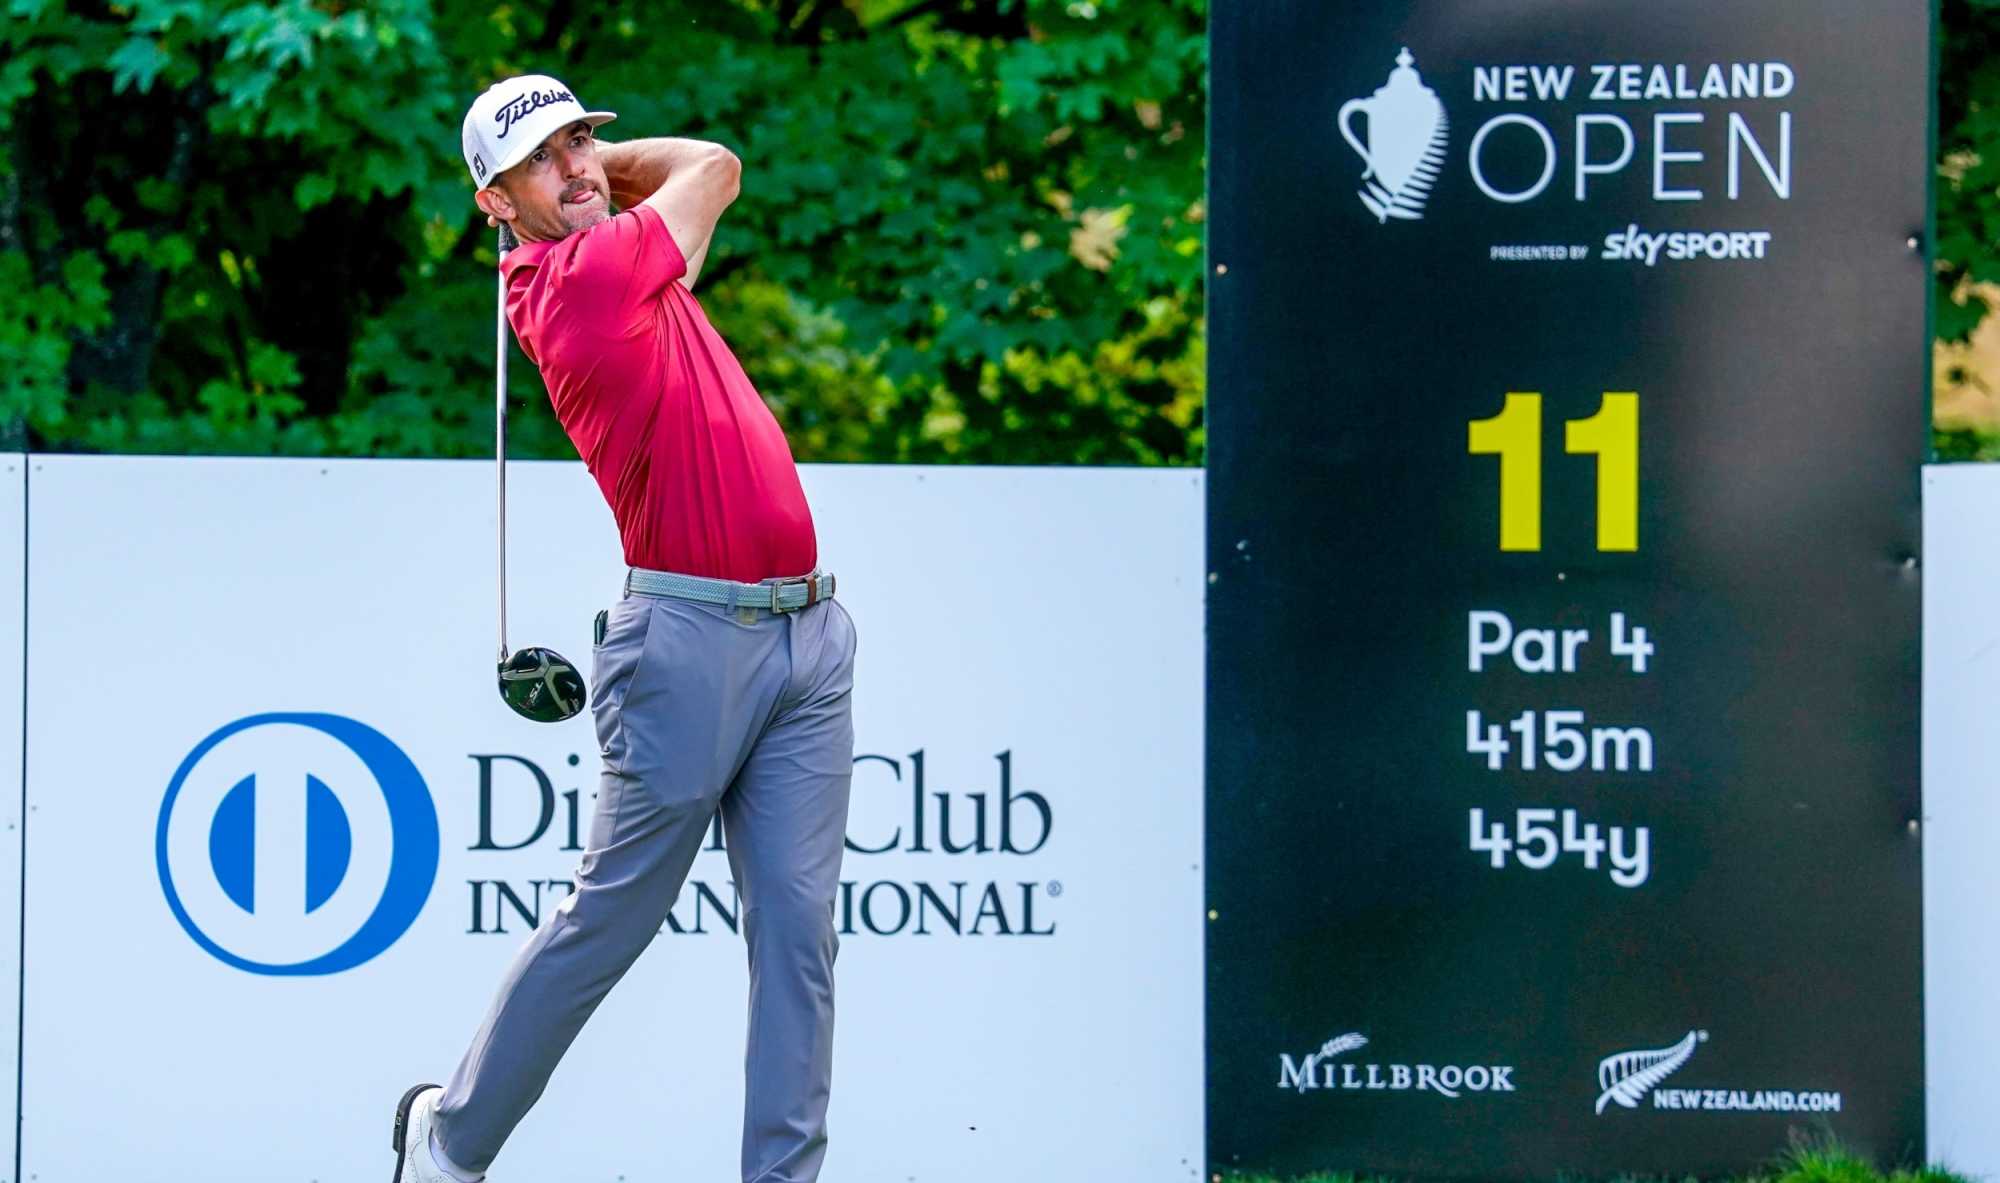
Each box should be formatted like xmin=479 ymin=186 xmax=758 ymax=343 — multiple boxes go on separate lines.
xmin=392 ymin=74 xmax=858 ymax=1183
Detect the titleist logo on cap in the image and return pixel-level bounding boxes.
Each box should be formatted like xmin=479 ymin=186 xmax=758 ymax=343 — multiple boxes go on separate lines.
xmin=495 ymin=87 xmax=575 ymax=139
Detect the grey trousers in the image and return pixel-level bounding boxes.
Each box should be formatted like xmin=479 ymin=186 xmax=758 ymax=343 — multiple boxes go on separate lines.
xmin=435 ymin=590 xmax=858 ymax=1181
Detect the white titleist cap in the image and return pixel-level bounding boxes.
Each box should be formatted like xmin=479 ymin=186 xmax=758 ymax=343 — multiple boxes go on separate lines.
xmin=460 ymin=73 xmax=616 ymax=187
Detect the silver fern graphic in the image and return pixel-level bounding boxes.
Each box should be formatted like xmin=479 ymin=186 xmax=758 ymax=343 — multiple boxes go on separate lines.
xmin=1338 ymin=48 xmax=1449 ymax=224
xmin=1357 ymin=112 xmax=1447 ymax=223
xmin=1291 ymin=1032 xmax=1369 ymax=1093
xmin=1595 ymin=1030 xmax=1705 ymax=1114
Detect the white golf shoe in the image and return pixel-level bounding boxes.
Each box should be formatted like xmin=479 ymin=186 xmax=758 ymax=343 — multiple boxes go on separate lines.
xmin=391 ymin=1084 xmax=478 ymax=1183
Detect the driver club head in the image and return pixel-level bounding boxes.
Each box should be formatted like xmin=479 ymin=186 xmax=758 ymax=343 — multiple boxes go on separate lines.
xmin=498 ymin=646 xmax=587 ymax=723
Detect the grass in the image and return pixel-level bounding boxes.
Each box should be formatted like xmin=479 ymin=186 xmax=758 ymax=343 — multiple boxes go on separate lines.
xmin=1217 ymin=1143 xmax=1973 ymax=1183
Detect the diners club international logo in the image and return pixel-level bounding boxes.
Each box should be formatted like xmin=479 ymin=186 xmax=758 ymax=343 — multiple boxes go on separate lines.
xmin=465 ymin=747 xmax=1063 ymax=941
xmin=157 ymin=713 xmax=440 ymax=976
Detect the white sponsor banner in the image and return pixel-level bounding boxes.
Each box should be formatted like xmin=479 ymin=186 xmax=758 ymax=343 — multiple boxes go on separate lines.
xmin=1923 ymin=463 xmax=2000 ymax=1180
xmin=0 ymin=457 xmax=20 ymax=1183
xmin=20 ymin=456 xmax=1203 ymax=1181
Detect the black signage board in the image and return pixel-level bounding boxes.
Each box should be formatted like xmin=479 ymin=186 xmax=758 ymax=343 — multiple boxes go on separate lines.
xmin=1205 ymin=3 xmax=1930 ymax=1178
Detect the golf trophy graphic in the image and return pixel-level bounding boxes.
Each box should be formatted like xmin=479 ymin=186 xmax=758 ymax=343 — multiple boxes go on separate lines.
xmin=1338 ymin=48 xmax=1449 ymax=223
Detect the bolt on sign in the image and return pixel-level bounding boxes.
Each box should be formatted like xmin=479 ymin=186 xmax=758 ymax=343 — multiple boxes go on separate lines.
xmin=1205 ymin=3 xmax=1929 ymax=1179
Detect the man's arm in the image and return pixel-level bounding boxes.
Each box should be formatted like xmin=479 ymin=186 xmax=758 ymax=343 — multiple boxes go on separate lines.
xmin=600 ymin=137 xmax=741 ymax=289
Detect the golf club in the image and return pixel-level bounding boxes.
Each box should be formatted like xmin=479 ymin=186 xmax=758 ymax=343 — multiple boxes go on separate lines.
xmin=495 ymin=222 xmax=587 ymax=723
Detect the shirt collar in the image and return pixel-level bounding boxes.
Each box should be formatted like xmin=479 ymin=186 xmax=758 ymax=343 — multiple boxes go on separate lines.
xmin=499 ymin=236 xmax=556 ymax=276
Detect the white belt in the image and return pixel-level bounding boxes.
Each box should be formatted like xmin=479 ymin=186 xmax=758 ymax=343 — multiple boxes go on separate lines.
xmin=623 ymin=566 xmax=836 ymax=613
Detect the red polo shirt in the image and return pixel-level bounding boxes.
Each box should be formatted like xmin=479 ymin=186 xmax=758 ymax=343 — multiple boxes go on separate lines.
xmin=500 ymin=204 xmax=818 ymax=583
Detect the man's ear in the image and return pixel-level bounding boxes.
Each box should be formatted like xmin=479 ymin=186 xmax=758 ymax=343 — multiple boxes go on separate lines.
xmin=474 ymin=185 xmax=516 ymax=225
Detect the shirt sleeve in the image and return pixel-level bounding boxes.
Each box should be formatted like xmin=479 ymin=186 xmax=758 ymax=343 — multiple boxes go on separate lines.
xmin=544 ymin=204 xmax=688 ymax=328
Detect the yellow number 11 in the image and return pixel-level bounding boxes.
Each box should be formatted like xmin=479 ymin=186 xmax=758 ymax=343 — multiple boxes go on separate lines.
xmin=1467 ymin=392 xmax=1639 ymax=552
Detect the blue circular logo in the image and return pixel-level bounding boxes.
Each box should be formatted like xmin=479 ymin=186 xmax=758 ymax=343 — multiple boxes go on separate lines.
xmin=156 ymin=713 xmax=440 ymax=975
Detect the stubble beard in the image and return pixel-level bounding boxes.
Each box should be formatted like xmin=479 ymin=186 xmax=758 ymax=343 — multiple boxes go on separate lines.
xmin=562 ymin=203 xmax=612 ymax=234
xmin=553 ymin=181 xmax=610 ymax=236
xmin=512 ymin=186 xmax=611 ymax=242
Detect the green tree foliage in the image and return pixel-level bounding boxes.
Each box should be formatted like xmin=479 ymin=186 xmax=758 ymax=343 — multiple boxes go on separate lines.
xmin=0 ymin=0 xmax=1205 ymax=463
xmin=1936 ymin=0 xmax=2000 ymax=459
xmin=4 ymin=3 xmax=1992 ymax=463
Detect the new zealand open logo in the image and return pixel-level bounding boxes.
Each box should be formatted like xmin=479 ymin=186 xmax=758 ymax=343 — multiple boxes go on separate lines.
xmin=156 ymin=713 xmax=440 ymax=976
xmin=1338 ymin=48 xmax=1449 ymax=223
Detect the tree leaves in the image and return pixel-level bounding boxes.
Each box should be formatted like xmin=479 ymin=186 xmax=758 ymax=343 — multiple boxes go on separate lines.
xmin=39 ymin=0 xmax=1974 ymax=466
xmin=0 ymin=0 xmax=1211 ymax=462
xmin=106 ymin=34 xmax=171 ymax=93
xmin=1935 ymin=0 xmax=2000 ymax=453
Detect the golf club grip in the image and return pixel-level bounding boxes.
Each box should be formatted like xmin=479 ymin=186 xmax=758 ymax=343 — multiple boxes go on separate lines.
xmin=497 ymin=221 xmax=518 ymax=257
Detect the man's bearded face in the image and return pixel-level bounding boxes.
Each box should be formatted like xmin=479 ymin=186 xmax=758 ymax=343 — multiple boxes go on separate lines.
xmin=496 ymin=120 xmax=612 ymax=241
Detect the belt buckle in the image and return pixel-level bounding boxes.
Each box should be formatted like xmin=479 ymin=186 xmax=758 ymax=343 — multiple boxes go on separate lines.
xmin=770 ymin=572 xmax=828 ymax=614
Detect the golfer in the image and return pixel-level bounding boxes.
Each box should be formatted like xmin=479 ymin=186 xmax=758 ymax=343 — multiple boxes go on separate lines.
xmin=392 ymin=74 xmax=858 ymax=1183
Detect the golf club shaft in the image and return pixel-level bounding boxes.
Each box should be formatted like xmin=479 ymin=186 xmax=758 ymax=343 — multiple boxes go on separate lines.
xmin=497 ymin=224 xmax=515 ymax=663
